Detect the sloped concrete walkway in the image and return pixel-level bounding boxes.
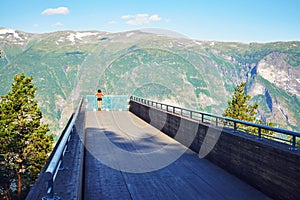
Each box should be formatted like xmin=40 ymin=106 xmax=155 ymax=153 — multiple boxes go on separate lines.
xmin=84 ymin=111 xmax=270 ymax=200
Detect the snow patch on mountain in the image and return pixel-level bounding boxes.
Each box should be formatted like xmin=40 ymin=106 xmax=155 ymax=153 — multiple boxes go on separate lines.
xmin=0 ymin=28 xmax=25 ymax=41
xmin=67 ymin=32 xmax=100 ymax=43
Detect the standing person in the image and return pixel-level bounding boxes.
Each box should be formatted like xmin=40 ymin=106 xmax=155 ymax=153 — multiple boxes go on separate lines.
xmin=95 ymin=89 xmax=104 ymax=111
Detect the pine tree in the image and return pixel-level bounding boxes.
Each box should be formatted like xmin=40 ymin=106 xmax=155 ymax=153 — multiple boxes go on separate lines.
xmin=223 ymin=82 xmax=274 ymax=137
xmin=223 ymin=82 xmax=258 ymax=123
xmin=0 ymin=73 xmax=53 ymax=199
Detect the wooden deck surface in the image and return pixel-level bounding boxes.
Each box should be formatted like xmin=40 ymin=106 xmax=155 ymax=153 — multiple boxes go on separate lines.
xmin=84 ymin=111 xmax=270 ymax=200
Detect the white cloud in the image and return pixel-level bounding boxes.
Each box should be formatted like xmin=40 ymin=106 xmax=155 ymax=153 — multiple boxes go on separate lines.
xmin=41 ymin=7 xmax=70 ymax=15
xmin=121 ymin=13 xmax=162 ymax=26
xmin=52 ymin=22 xmax=64 ymax=27
xmin=149 ymin=14 xmax=161 ymax=22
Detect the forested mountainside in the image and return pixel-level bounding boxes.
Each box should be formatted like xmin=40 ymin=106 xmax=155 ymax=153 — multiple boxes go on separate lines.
xmin=1 ymin=28 xmax=300 ymax=135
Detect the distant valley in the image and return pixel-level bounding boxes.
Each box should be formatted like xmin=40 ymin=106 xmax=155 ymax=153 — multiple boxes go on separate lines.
xmin=0 ymin=28 xmax=300 ymax=135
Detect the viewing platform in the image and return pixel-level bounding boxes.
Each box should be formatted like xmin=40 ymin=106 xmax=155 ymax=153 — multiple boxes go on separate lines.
xmin=27 ymin=96 xmax=300 ymax=200
xmin=84 ymin=110 xmax=267 ymax=199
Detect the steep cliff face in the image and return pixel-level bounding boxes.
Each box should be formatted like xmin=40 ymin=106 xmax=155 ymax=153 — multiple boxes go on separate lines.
xmin=248 ymin=51 xmax=300 ymax=130
xmin=257 ymin=52 xmax=300 ymax=96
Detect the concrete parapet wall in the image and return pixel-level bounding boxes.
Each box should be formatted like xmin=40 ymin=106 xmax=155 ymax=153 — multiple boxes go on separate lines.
xmin=129 ymin=100 xmax=300 ymax=200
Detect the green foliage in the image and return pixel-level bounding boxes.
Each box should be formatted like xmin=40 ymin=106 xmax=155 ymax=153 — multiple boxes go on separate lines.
xmin=133 ymin=83 xmax=174 ymax=98
xmin=99 ymin=48 xmax=206 ymax=100
xmin=256 ymin=120 xmax=275 ymax=139
xmin=223 ymin=82 xmax=275 ymax=138
xmin=285 ymin=54 xmax=300 ymax=67
xmin=223 ymin=82 xmax=258 ymax=122
xmin=0 ymin=73 xmax=54 ymax=199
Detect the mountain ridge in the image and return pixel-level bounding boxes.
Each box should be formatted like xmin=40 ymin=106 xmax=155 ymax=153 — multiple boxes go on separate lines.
xmin=6 ymin=27 xmax=299 ymax=44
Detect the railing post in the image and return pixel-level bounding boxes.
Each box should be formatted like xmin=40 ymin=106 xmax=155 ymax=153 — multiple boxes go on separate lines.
xmin=234 ymin=121 xmax=237 ymax=132
xmin=190 ymin=111 xmax=192 ymax=119
xmin=58 ymin=155 xmax=64 ymax=171
xmin=201 ymin=114 xmax=204 ymax=123
xmin=64 ymin=129 xmax=73 ymax=153
xmin=42 ymin=172 xmax=62 ymax=200
xmin=173 ymin=107 xmax=175 ymax=114
xmin=258 ymin=127 xmax=262 ymax=138
xmin=47 ymin=176 xmax=54 ymax=199
xmin=292 ymin=135 xmax=296 ymax=148
xmin=216 ymin=117 xmax=218 ymax=127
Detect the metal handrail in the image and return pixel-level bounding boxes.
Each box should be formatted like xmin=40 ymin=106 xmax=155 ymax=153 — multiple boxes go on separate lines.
xmin=130 ymin=96 xmax=300 ymax=149
xmin=42 ymin=97 xmax=83 ymax=199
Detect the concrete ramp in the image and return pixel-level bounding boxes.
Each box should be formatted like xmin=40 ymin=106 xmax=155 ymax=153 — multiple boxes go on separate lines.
xmin=84 ymin=111 xmax=269 ymax=200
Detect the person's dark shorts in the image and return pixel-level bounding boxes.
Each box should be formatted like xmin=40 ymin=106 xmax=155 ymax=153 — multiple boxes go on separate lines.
xmin=97 ymin=98 xmax=102 ymax=101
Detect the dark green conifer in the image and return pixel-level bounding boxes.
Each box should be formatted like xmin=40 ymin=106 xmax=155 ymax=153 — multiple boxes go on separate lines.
xmin=223 ymin=82 xmax=274 ymax=137
xmin=0 ymin=73 xmax=53 ymax=199
xmin=224 ymin=82 xmax=258 ymax=122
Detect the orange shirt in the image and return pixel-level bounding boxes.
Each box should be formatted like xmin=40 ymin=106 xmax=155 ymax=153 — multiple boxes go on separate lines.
xmin=96 ymin=92 xmax=103 ymax=99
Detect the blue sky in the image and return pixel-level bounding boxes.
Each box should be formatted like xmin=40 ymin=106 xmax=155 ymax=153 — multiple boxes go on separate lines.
xmin=1 ymin=0 xmax=300 ymax=43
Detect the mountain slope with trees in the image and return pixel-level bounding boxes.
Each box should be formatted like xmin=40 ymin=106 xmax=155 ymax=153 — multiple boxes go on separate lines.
xmin=0 ymin=28 xmax=299 ymax=134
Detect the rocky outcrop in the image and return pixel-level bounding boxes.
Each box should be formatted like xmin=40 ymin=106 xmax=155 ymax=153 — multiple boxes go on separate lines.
xmin=257 ymin=52 xmax=300 ymax=97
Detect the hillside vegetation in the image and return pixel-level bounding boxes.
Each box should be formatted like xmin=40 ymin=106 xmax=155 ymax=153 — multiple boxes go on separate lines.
xmin=0 ymin=28 xmax=299 ymax=135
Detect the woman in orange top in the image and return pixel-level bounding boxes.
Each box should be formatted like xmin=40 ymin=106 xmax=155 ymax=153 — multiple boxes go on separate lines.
xmin=95 ymin=89 xmax=104 ymax=111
